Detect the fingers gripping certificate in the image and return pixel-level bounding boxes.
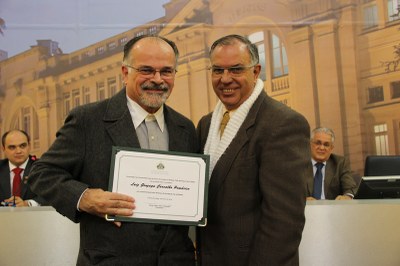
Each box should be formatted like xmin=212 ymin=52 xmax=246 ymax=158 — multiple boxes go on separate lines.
xmin=107 ymin=147 xmax=209 ymax=226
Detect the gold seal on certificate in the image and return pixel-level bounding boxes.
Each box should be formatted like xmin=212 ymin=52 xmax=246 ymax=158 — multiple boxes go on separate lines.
xmin=107 ymin=147 xmax=209 ymax=226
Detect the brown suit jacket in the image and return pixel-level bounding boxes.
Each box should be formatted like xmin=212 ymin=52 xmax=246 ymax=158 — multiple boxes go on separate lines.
xmin=306 ymin=154 xmax=358 ymax=199
xmin=197 ymin=91 xmax=310 ymax=266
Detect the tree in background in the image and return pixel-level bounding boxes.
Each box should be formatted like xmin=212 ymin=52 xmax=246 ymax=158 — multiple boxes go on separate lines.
xmin=0 ymin=18 xmax=5 ymax=36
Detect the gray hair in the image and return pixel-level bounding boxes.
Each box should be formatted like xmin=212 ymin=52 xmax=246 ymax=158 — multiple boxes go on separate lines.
xmin=209 ymin=34 xmax=259 ymax=65
xmin=311 ymin=127 xmax=335 ymax=143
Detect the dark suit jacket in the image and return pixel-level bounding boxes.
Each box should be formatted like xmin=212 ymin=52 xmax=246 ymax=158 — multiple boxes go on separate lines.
xmin=197 ymin=91 xmax=310 ymax=266
xmin=0 ymin=155 xmax=45 ymax=204
xmin=306 ymin=153 xmax=357 ymax=199
xmin=29 ymin=89 xmax=197 ymax=265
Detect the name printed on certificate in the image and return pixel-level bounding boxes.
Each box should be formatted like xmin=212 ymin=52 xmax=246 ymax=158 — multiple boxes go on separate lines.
xmin=109 ymin=148 xmax=209 ymax=225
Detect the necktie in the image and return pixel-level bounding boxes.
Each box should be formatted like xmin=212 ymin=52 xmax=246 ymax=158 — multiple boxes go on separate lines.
xmin=313 ymin=163 xmax=324 ymax=199
xmin=145 ymin=115 xmax=168 ymax=151
xmin=220 ymin=111 xmax=230 ymax=138
xmin=12 ymin=167 xmax=23 ymax=197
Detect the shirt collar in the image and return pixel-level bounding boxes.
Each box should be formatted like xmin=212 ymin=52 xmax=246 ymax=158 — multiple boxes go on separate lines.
xmin=126 ymin=95 xmax=165 ymax=132
xmin=8 ymin=158 xmax=29 ymax=173
xmin=222 ymin=106 xmax=236 ymax=117
xmin=311 ymin=159 xmax=326 ymax=167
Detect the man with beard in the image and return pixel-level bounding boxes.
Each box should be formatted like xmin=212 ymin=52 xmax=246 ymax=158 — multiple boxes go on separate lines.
xmin=28 ymin=35 xmax=197 ymax=265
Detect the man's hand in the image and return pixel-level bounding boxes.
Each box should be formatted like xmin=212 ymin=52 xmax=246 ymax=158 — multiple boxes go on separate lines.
xmin=78 ymin=188 xmax=135 ymax=224
xmin=4 ymin=196 xmax=28 ymax=207
xmin=335 ymin=195 xmax=353 ymax=200
xmin=306 ymin=196 xmax=317 ymax=201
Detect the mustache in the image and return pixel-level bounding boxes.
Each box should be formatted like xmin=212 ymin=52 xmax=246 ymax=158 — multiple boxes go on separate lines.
xmin=141 ymin=83 xmax=169 ymax=92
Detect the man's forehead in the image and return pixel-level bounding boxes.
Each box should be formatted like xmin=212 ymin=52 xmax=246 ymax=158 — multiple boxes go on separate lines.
xmin=313 ymin=132 xmax=332 ymax=140
xmin=5 ymin=132 xmax=28 ymax=145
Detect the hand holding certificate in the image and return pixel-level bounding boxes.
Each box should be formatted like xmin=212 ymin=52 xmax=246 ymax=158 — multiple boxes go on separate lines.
xmin=107 ymin=147 xmax=209 ymax=226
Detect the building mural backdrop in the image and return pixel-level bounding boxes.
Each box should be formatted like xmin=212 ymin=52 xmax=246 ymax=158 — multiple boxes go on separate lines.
xmin=0 ymin=0 xmax=399 ymax=175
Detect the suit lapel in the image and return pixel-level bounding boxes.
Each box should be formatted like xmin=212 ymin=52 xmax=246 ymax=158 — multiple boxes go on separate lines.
xmin=20 ymin=158 xmax=33 ymax=197
xmin=103 ymin=89 xmax=140 ymax=148
xmin=164 ymin=106 xmax=189 ymax=152
xmin=324 ymin=158 xmax=334 ymax=198
xmin=208 ymin=92 xmax=266 ymax=204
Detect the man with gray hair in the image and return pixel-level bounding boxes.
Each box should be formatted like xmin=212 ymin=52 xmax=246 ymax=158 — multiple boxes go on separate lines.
xmin=197 ymin=34 xmax=310 ymax=266
xmin=306 ymin=127 xmax=357 ymax=200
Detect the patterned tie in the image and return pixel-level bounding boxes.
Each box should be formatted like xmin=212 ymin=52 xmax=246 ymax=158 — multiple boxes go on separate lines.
xmin=12 ymin=167 xmax=23 ymax=197
xmin=220 ymin=111 xmax=230 ymax=138
xmin=313 ymin=163 xmax=324 ymax=199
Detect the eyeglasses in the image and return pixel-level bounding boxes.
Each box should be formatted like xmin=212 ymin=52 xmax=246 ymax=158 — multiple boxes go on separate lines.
xmin=311 ymin=140 xmax=332 ymax=148
xmin=209 ymin=64 xmax=257 ymax=77
xmin=124 ymin=65 xmax=177 ymax=79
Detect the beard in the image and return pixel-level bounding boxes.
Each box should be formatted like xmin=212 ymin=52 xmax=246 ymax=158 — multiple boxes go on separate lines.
xmin=139 ymin=82 xmax=171 ymax=109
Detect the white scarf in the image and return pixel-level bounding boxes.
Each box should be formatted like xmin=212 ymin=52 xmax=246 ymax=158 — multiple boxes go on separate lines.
xmin=204 ymin=79 xmax=264 ymax=175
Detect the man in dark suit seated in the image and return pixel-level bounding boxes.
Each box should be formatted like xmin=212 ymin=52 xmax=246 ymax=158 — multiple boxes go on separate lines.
xmin=0 ymin=129 xmax=44 ymax=207
xmin=306 ymin=127 xmax=357 ymax=200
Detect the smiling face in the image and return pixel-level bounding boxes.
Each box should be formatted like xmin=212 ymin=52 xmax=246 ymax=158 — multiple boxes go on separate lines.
xmin=122 ymin=37 xmax=176 ymax=113
xmin=310 ymin=132 xmax=334 ymax=163
xmin=2 ymin=130 xmax=30 ymax=167
xmin=210 ymin=40 xmax=261 ymax=111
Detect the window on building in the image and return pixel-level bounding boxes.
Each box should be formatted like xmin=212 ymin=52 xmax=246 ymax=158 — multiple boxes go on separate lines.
xmin=148 ymin=26 xmax=158 ymax=35
xmin=363 ymin=3 xmax=378 ymax=28
xmin=119 ymin=37 xmax=128 ymax=46
xmin=22 ymin=107 xmax=31 ymax=138
xmin=83 ymin=87 xmax=91 ymax=104
xmin=108 ymin=77 xmax=117 ymax=97
xmin=136 ymin=31 xmax=145 ymax=37
xmin=368 ymin=86 xmax=384 ymax=103
xmin=97 ymin=81 xmax=105 ymax=101
xmin=248 ymin=32 xmax=266 ymax=81
xmin=390 ymin=81 xmax=400 ymax=98
xmin=71 ymin=55 xmax=79 ymax=64
xmin=387 ymin=0 xmax=400 ymax=21
xmin=374 ymin=123 xmax=389 ymax=155
xmin=63 ymin=93 xmax=71 ymax=117
xmin=82 ymin=50 xmax=94 ymax=59
xmin=72 ymin=89 xmax=80 ymax=108
xmin=96 ymin=46 xmax=105 ymax=55
xmin=271 ymin=34 xmax=289 ymax=78
xmin=10 ymin=106 xmax=40 ymax=149
xmin=107 ymin=42 xmax=117 ymax=50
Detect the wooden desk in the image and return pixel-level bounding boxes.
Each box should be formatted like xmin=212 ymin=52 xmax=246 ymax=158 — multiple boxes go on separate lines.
xmin=300 ymin=199 xmax=400 ymax=266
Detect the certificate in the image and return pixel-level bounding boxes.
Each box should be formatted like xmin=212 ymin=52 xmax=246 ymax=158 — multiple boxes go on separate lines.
xmin=106 ymin=147 xmax=209 ymax=226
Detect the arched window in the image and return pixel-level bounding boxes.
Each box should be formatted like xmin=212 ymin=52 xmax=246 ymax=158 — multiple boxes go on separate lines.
xmin=248 ymin=31 xmax=289 ymax=81
xmin=248 ymin=32 xmax=266 ymax=81
xmin=10 ymin=106 xmax=40 ymax=149
xmin=271 ymin=34 xmax=289 ymax=78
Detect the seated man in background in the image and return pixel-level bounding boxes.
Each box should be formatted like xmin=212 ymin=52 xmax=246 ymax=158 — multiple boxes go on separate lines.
xmin=0 ymin=130 xmax=44 ymax=207
xmin=306 ymin=127 xmax=358 ymax=200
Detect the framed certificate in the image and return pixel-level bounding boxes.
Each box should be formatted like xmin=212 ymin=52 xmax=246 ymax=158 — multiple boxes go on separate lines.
xmin=106 ymin=146 xmax=209 ymax=226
